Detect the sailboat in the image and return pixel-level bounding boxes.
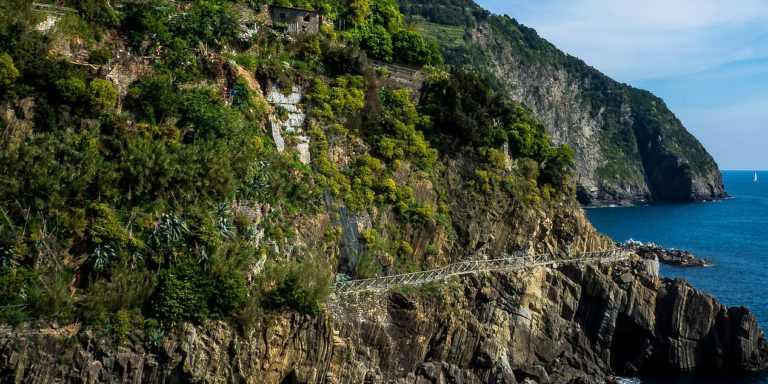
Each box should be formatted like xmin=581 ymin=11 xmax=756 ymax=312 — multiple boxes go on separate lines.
xmin=755 ymin=172 xmax=759 ymax=184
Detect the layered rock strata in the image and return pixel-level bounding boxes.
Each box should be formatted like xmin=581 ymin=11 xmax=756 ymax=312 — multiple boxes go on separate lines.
xmin=2 ymin=257 xmax=765 ymax=383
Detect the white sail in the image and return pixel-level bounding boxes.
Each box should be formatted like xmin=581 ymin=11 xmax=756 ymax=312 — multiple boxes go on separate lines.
xmin=755 ymin=172 xmax=759 ymax=183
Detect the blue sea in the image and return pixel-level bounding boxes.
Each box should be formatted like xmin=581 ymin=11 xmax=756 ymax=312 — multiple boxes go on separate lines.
xmin=587 ymin=170 xmax=768 ymax=384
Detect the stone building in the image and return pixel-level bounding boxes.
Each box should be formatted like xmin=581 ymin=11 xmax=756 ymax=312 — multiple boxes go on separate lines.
xmin=269 ymin=5 xmax=323 ymax=34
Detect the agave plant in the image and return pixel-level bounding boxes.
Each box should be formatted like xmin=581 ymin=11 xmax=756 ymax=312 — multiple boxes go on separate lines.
xmin=335 ymin=273 xmax=352 ymax=283
xmin=0 ymin=246 xmax=15 ymax=269
xmin=90 ymin=244 xmax=116 ymax=272
xmin=216 ymin=216 xmax=235 ymax=237
xmin=146 ymin=327 xmax=165 ymax=348
xmin=194 ymin=245 xmax=210 ymax=268
xmin=154 ymin=213 xmax=188 ymax=246
xmin=128 ymin=250 xmax=143 ymax=268
xmin=214 ymin=203 xmax=230 ymax=218
xmin=248 ymin=160 xmax=271 ymax=195
xmin=243 ymin=225 xmax=262 ymax=245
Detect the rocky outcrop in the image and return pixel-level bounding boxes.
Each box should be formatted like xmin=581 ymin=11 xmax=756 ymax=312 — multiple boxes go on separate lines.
xmin=3 ymin=257 xmax=766 ymax=383
xmin=621 ymin=240 xmax=712 ymax=267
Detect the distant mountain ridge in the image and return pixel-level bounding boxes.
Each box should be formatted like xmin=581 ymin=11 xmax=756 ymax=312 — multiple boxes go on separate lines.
xmin=401 ymin=0 xmax=727 ymax=205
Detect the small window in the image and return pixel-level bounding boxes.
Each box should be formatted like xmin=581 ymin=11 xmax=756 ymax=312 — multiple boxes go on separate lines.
xmin=303 ymin=14 xmax=311 ymax=22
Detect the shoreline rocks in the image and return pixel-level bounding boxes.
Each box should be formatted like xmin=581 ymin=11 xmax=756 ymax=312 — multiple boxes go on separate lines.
xmin=2 ymin=256 xmax=766 ymax=383
xmin=620 ymin=240 xmax=712 ymax=267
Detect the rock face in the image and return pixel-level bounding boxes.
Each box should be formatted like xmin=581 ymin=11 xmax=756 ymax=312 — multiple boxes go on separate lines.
xmin=3 ymin=257 xmax=766 ymax=383
xmin=468 ymin=25 xmax=726 ymax=205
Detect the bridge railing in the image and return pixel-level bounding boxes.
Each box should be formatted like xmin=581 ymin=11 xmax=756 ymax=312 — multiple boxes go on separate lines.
xmin=334 ymin=250 xmax=631 ymax=294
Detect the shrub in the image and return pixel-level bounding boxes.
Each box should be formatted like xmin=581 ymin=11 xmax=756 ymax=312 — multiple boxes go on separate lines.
xmin=88 ymin=79 xmax=117 ymax=112
xmin=126 ymin=75 xmax=181 ymax=124
xmin=360 ymin=25 xmax=392 ymax=61
xmin=112 ymin=309 xmax=131 ymax=345
xmin=27 ymin=269 xmax=75 ymax=321
xmin=89 ymin=48 xmax=112 ymax=65
xmin=350 ymin=252 xmax=380 ymax=279
xmin=0 ymin=267 xmax=33 ymax=323
xmin=56 ymin=77 xmax=87 ymax=104
xmin=81 ymin=269 xmax=155 ymax=322
xmin=210 ymin=270 xmax=246 ymax=316
xmin=0 ymin=52 xmax=19 ymax=89
xmin=262 ymin=259 xmax=332 ymax=315
xmin=88 ymin=203 xmax=129 ymax=249
xmin=151 ymin=260 xmax=212 ymax=326
xmin=391 ymin=29 xmax=442 ymax=66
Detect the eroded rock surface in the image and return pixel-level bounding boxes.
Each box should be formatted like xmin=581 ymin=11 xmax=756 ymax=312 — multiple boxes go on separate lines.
xmin=2 ymin=257 xmax=765 ymax=383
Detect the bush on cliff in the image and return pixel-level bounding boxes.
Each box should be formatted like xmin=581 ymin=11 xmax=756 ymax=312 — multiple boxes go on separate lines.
xmin=261 ymin=259 xmax=333 ymax=315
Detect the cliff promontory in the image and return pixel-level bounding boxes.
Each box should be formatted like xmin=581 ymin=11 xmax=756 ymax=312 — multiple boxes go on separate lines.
xmin=400 ymin=0 xmax=727 ymax=205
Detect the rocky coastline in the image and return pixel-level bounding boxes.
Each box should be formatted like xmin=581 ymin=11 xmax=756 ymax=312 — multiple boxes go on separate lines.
xmin=620 ymin=240 xmax=713 ymax=267
xmin=2 ymin=255 xmax=766 ymax=384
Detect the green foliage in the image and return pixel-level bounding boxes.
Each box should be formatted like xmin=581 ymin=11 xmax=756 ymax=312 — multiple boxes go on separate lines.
xmin=297 ymin=34 xmax=323 ymax=66
xmin=88 ymin=78 xmax=117 ymax=112
xmin=81 ymin=269 xmax=155 ymax=322
xmin=126 ymin=74 xmax=180 ymax=124
xmin=344 ymin=0 xmax=371 ymax=26
xmin=0 ymin=0 xmax=581 ymax=330
xmin=122 ymin=0 xmax=241 ymax=50
xmin=350 ymin=252 xmax=380 ymax=279
xmin=421 ymin=68 xmax=551 ymax=159
xmin=391 ymin=29 xmax=442 ymax=66
xmin=346 ymin=155 xmax=384 ymax=209
xmin=89 ymin=48 xmax=112 ymax=65
xmin=0 ymin=267 xmax=33 ymax=323
xmin=56 ymin=77 xmax=87 ymax=104
xmin=231 ymin=76 xmax=268 ymax=118
xmin=211 ymin=270 xmax=246 ymax=316
xmin=375 ymin=88 xmax=438 ymax=169
xmin=371 ymin=0 xmax=404 ymax=32
xmin=27 ymin=269 xmax=76 ymax=321
xmin=359 ymin=25 xmax=393 ymax=61
xmin=261 ymin=259 xmax=332 ymax=315
xmin=399 ymin=0 xmax=484 ymax=26
xmin=113 ymin=309 xmax=131 ymax=345
xmin=0 ymin=52 xmax=18 ymax=89
xmin=307 ymin=75 xmax=365 ymax=122
xmin=144 ymin=318 xmax=165 ymax=348
xmin=151 ymin=260 xmax=212 ymax=326
xmin=89 ymin=203 xmax=129 ymax=249
xmin=71 ymin=0 xmax=119 ymax=26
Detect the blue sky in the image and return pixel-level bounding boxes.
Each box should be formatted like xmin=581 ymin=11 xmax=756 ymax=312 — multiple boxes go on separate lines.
xmin=475 ymin=0 xmax=768 ymax=170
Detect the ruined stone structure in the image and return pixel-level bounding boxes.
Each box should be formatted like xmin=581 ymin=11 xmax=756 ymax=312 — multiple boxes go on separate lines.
xmin=269 ymin=5 xmax=322 ymax=34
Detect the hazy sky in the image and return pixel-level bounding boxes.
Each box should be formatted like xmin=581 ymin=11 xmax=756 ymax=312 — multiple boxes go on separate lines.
xmin=475 ymin=0 xmax=768 ymax=170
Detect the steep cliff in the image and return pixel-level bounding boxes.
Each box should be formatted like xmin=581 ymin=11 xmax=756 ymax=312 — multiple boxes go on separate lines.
xmin=0 ymin=1 xmax=758 ymax=382
xmin=3 ymin=257 xmax=766 ymax=383
xmin=400 ymin=0 xmax=727 ymax=205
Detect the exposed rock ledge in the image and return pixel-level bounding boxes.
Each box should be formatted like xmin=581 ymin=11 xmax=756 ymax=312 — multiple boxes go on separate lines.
xmin=1 ymin=257 xmax=766 ymax=383
xmin=621 ymin=240 xmax=712 ymax=267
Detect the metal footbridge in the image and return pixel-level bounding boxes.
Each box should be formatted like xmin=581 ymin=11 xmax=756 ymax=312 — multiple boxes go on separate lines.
xmin=334 ymin=249 xmax=632 ymax=294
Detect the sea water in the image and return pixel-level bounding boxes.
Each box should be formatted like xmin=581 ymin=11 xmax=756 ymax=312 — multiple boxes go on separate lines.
xmin=588 ymin=170 xmax=768 ymax=383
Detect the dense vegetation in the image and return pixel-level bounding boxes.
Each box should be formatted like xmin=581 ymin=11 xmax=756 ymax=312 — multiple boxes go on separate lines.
xmin=0 ymin=0 xmax=575 ymax=345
